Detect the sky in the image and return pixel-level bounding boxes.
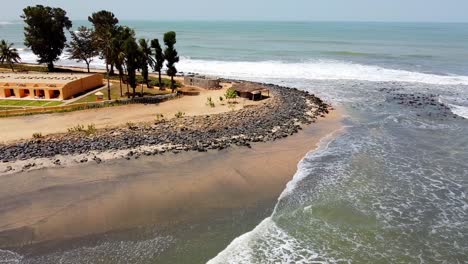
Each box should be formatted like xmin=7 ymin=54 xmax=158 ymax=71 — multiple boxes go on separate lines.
xmin=1 ymin=0 xmax=467 ymax=22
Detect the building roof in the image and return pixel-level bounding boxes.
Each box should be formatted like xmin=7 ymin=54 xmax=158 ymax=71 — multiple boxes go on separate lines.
xmin=0 ymin=72 xmax=95 ymax=85
xmin=232 ymin=83 xmax=269 ymax=93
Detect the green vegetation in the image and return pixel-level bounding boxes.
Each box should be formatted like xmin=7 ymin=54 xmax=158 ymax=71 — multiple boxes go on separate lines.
xmin=67 ymin=26 xmax=99 ymax=73
xmin=175 ymin=111 xmax=185 ymax=118
xmin=151 ymin=39 xmax=165 ymax=89
xmin=112 ymin=26 xmax=136 ymax=97
xmin=74 ymin=81 xmax=171 ymax=103
xmin=163 ymin=31 xmax=179 ymax=93
xmin=123 ymin=36 xmax=140 ymax=98
xmin=88 ymin=10 xmax=119 ymax=100
xmin=225 ymin=87 xmax=238 ymax=101
xmin=206 ymin=97 xmax=215 ymax=108
xmin=32 ymin=132 xmax=43 ymax=138
xmin=0 ymin=40 xmax=21 ymax=71
xmin=22 ymin=5 xmax=72 ymax=71
xmin=139 ymin=39 xmax=155 ymax=90
xmin=155 ymin=113 xmax=165 ymax=123
xmin=67 ymin=124 xmax=97 ymax=135
xmin=0 ymin=99 xmax=63 ymax=107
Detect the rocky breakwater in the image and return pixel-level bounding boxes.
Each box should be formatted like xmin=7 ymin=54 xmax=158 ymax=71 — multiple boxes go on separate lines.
xmin=0 ymin=82 xmax=331 ymax=171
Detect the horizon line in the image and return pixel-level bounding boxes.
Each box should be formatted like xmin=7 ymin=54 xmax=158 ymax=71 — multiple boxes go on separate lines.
xmin=2 ymin=18 xmax=468 ymax=24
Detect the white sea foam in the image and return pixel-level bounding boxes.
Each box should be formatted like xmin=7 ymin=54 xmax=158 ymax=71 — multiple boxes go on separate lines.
xmin=178 ymin=59 xmax=468 ymax=85
xmin=15 ymin=50 xmax=468 ymax=86
xmin=446 ymin=103 xmax=468 ymax=119
xmin=208 ymin=218 xmax=324 ymax=264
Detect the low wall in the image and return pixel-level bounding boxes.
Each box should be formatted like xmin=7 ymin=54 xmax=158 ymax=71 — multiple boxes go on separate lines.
xmin=184 ymin=76 xmax=221 ymax=90
xmin=0 ymin=93 xmax=177 ymax=117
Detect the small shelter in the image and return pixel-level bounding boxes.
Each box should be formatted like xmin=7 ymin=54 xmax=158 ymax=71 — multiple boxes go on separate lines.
xmin=184 ymin=75 xmax=221 ymax=90
xmin=232 ymin=83 xmax=270 ymax=101
xmin=95 ymin=91 xmax=104 ymax=101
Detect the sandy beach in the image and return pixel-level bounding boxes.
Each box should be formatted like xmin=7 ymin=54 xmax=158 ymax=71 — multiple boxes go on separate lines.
xmin=0 ymin=109 xmax=342 ymax=253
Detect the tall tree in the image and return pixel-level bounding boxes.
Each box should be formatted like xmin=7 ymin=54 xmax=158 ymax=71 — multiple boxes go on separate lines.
xmin=138 ymin=38 xmax=155 ymax=95
xmin=123 ymin=36 xmax=141 ymax=98
xmin=112 ymin=26 xmax=135 ymax=97
xmin=66 ymin=26 xmax=98 ymax=73
xmin=163 ymin=31 xmax=179 ymax=93
xmin=151 ymin=39 xmax=165 ymax=90
xmin=0 ymin=40 xmax=21 ymax=72
xmin=88 ymin=10 xmax=119 ymax=100
xmin=21 ymin=5 xmax=72 ymax=71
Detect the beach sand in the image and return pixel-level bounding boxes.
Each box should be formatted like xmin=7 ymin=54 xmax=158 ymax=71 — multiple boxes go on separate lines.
xmin=0 ymin=109 xmax=343 ymax=253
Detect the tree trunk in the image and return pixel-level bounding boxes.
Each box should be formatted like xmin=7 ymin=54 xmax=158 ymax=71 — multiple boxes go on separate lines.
xmin=141 ymin=82 xmax=144 ymax=96
xmin=171 ymin=76 xmax=175 ymax=93
xmin=47 ymin=62 xmax=54 ymax=72
xmin=127 ymin=82 xmax=130 ymax=98
xmin=158 ymin=71 xmax=163 ymax=90
xmin=110 ymin=64 xmax=115 ymax=76
xmin=10 ymin=63 xmax=14 ymax=72
xmin=106 ymin=63 xmax=111 ymax=100
xmin=86 ymin=63 xmax=90 ymax=73
xmin=119 ymin=75 xmax=123 ymax=97
xmin=132 ymin=87 xmax=136 ymax=98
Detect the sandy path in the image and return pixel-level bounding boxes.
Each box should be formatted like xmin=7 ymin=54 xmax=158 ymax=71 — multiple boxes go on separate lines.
xmin=0 ymin=110 xmax=342 ymax=248
xmin=0 ymin=88 xmax=264 ymax=143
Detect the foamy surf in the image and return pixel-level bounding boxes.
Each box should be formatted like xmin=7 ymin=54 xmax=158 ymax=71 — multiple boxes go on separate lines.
xmin=15 ymin=50 xmax=468 ymax=86
xmin=178 ymin=59 xmax=468 ymax=86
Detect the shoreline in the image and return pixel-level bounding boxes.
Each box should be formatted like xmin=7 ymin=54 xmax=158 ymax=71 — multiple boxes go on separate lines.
xmin=0 ymin=81 xmax=331 ymax=175
xmin=0 ymin=108 xmax=343 ymax=254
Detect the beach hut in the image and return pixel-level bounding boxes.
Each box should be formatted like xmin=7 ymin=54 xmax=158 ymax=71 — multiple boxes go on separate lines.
xmin=95 ymin=91 xmax=104 ymax=101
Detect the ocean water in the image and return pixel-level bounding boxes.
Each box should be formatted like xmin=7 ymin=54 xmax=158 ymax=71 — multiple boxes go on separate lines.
xmin=1 ymin=21 xmax=468 ymax=263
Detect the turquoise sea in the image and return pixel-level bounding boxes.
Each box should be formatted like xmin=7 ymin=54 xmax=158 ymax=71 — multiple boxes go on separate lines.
xmin=1 ymin=21 xmax=468 ymax=263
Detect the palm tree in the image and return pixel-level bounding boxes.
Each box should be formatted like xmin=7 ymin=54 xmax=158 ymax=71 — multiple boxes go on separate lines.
xmin=138 ymin=39 xmax=155 ymax=96
xmin=0 ymin=40 xmax=21 ymax=72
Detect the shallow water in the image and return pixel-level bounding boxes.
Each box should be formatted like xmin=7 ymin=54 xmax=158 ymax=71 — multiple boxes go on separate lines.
xmin=210 ymin=80 xmax=468 ymax=263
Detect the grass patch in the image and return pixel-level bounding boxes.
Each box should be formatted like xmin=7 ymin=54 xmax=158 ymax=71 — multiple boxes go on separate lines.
xmin=107 ymin=75 xmax=182 ymax=89
xmin=75 ymin=81 xmax=173 ymax=103
xmin=0 ymin=99 xmax=63 ymax=107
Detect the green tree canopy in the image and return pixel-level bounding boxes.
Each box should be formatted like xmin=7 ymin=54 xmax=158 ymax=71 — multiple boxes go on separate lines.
xmin=123 ymin=36 xmax=142 ymax=98
xmin=138 ymin=38 xmax=155 ymax=89
xmin=163 ymin=31 xmax=179 ymax=92
xmin=0 ymin=40 xmax=21 ymax=72
xmin=112 ymin=26 xmax=135 ymax=97
xmin=66 ymin=26 xmax=98 ymax=73
xmin=150 ymin=38 xmax=165 ymax=89
xmin=88 ymin=10 xmax=119 ymax=38
xmin=88 ymin=10 xmax=119 ymax=65
xmin=88 ymin=10 xmax=119 ymax=99
xmin=21 ymin=5 xmax=72 ymax=71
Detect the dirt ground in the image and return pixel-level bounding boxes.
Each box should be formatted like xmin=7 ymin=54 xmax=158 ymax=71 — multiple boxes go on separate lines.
xmin=0 ymin=86 xmax=268 ymax=143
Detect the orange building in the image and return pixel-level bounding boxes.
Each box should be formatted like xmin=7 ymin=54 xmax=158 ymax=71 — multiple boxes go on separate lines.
xmin=0 ymin=73 xmax=103 ymax=100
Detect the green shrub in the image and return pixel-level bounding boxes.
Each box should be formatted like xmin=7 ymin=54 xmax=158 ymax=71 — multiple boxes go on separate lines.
xmin=206 ymin=97 xmax=215 ymax=108
xmin=85 ymin=124 xmax=97 ymax=135
xmin=67 ymin=124 xmax=96 ymax=135
xmin=32 ymin=132 xmax=43 ymax=138
xmin=175 ymin=111 xmax=185 ymax=118
xmin=67 ymin=124 xmax=85 ymax=133
xmin=225 ymin=88 xmax=238 ymax=101
xmin=126 ymin=122 xmax=137 ymax=129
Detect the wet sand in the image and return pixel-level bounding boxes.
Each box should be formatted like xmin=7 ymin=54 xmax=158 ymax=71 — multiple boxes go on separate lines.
xmin=0 ymin=110 xmax=343 ymax=254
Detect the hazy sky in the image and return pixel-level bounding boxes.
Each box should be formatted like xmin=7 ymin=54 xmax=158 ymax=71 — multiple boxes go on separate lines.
xmin=2 ymin=0 xmax=467 ymax=22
